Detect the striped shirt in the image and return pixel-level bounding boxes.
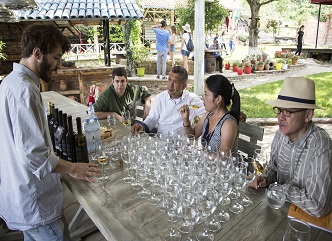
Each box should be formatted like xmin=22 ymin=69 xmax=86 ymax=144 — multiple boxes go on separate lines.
xmin=263 ymin=123 xmax=332 ymax=217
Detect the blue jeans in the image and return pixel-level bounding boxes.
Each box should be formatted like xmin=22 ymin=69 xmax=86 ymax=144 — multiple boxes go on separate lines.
xmin=23 ymin=217 xmax=71 ymax=241
xmin=181 ymin=49 xmax=190 ymax=57
xmin=157 ymin=51 xmax=167 ymax=76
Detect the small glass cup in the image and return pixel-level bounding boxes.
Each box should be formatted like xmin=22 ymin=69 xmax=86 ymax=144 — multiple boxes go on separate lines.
xmin=267 ymin=182 xmax=285 ymax=209
xmin=283 ymin=218 xmax=310 ymax=241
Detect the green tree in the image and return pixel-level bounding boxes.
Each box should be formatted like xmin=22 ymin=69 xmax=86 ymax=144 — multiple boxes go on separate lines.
xmin=175 ymin=0 xmax=228 ymax=32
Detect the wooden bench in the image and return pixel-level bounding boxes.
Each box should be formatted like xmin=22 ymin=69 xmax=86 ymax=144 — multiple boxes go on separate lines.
xmin=274 ymin=36 xmax=296 ymax=43
xmin=238 ymin=121 xmax=265 ymax=158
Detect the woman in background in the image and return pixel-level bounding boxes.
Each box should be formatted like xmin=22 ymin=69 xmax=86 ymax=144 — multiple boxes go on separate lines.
xmin=169 ymin=25 xmax=177 ymax=68
xmin=295 ymin=25 xmax=304 ymax=56
xmin=181 ymin=24 xmax=191 ymax=73
xmin=180 ymin=75 xmax=240 ymax=153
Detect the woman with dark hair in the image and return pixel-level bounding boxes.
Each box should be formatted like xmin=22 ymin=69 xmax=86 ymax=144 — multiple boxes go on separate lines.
xmin=295 ymin=25 xmax=304 ymax=56
xmin=180 ymin=75 xmax=240 ymax=153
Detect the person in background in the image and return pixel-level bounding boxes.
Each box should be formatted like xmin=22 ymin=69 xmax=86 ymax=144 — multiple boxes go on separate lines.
xmin=213 ymin=32 xmax=219 ymax=42
xmin=181 ymin=23 xmax=192 ymax=73
xmin=295 ymin=25 xmax=304 ymax=56
xmin=180 ymin=75 xmax=240 ymax=153
xmin=220 ymin=31 xmax=228 ymax=55
xmin=152 ymin=20 xmax=170 ymax=79
xmin=229 ymin=34 xmax=235 ymax=55
xmin=208 ymin=40 xmax=224 ymax=73
xmin=250 ymin=77 xmax=332 ymax=218
xmin=205 ymin=31 xmax=212 ymax=48
xmin=94 ymin=67 xmax=151 ymax=122
xmin=0 ymin=22 xmax=100 ymax=240
xmin=169 ymin=25 xmax=177 ymax=68
xmin=132 ymin=66 xmax=205 ymax=135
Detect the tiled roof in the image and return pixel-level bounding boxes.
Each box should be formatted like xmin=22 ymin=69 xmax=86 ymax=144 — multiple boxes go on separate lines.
xmin=139 ymin=0 xmax=184 ymax=10
xmin=15 ymin=0 xmax=144 ymax=21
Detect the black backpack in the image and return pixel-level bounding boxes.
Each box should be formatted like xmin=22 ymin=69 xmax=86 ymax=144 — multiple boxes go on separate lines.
xmin=186 ymin=33 xmax=194 ymax=52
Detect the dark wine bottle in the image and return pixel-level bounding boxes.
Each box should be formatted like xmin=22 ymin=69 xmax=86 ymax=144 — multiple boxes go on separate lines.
xmin=53 ymin=108 xmax=61 ymax=156
xmin=49 ymin=104 xmax=56 ymax=152
xmin=61 ymin=113 xmax=68 ymax=161
xmin=57 ymin=110 xmax=64 ymax=158
xmin=66 ymin=115 xmax=77 ymax=162
xmin=75 ymin=117 xmax=89 ymax=163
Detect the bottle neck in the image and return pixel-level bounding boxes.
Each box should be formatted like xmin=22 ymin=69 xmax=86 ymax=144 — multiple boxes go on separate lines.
xmin=76 ymin=117 xmax=82 ymax=134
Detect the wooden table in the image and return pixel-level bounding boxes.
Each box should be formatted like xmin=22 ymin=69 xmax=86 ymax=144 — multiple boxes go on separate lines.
xmin=41 ymin=91 xmax=332 ymax=241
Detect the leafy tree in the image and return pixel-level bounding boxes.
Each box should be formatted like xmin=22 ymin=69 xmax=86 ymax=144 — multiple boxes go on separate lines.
xmin=109 ymin=25 xmax=123 ymax=43
xmin=175 ymin=0 xmax=228 ymax=32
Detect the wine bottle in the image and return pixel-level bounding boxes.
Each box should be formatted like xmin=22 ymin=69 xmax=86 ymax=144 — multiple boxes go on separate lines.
xmin=61 ymin=112 xmax=68 ymax=161
xmin=75 ymin=117 xmax=89 ymax=163
xmin=66 ymin=115 xmax=76 ymax=162
xmin=53 ymin=108 xmax=61 ymax=156
xmin=49 ymin=104 xmax=56 ymax=152
xmin=57 ymin=110 xmax=64 ymax=158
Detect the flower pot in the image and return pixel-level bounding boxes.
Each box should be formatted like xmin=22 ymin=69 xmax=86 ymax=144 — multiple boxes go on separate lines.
xmin=257 ymin=65 xmax=264 ymax=71
xmin=237 ymin=69 xmax=243 ymax=75
xmin=136 ymin=68 xmax=145 ymax=77
xmin=232 ymin=66 xmax=238 ymax=72
xmin=292 ymin=59 xmax=297 ymax=65
xmin=264 ymin=64 xmax=270 ymax=70
xmin=275 ymin=63 xmax=282 ymax=70
xmin=282 ymin=63 xmax=288 ymax=70
xmin=225 ymin=63 xmax=230 ymax=70
xmin=244 ymin=66 xmax=252 ymax=74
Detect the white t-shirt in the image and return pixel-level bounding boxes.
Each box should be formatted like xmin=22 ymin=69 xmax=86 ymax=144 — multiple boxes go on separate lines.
xmin=182 ymin=32 xmax=190 ymax=51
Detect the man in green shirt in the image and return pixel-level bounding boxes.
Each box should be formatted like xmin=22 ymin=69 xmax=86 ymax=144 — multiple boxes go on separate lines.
xmin=93 ymin=67 xmax=151 ymax=122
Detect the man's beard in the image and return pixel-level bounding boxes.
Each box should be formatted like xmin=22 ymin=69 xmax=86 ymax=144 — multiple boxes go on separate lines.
xmin=39 ymin=56 xmax=55 ymax=83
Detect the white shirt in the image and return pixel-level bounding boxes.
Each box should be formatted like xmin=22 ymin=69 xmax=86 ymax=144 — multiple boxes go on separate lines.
xmin=182 ymin=32 xmax=190 ymax=51
xmin=0 ymin=63 xmax=62 ymax=230
xmin=143 ymin=90 xmax=205 ymax=135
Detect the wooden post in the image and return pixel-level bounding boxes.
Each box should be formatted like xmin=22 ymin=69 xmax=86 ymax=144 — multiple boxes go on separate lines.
xmin=194 ymin=0 xmax=205 ymax=96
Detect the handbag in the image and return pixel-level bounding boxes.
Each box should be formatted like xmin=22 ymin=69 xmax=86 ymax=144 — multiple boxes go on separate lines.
xmin=186 ymin=33 xmax=194 ymax=52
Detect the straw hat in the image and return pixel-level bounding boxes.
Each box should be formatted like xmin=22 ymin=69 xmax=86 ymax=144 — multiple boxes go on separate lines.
xmin=266 ymin=77 xmax=322 ymax=109
xmin=182 ymin=24 xmax=191 ymax=33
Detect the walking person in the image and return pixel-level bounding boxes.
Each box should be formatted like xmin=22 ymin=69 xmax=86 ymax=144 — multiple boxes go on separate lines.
xmin=295 ymin=25 xmax=304 ymax=56
xmin=152 ymin=20 xmax=170 ymax=79
xmin=0 ymin=22 xmax=100 ymax=241
xmin=169 ymin=25 xmax=177 ymax=68
xmin=181 ymin=23 xmax=192 ymax=73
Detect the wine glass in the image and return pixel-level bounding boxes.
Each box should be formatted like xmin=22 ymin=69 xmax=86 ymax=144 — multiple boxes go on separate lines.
xmin=121 ymin=144 xmax=135 ymax=183
xmin=121 ymin=110 xmax=131 ymax=127
xmin=238 ymin=157 xmax=256 ymax=207
xmin=96 ymin=141 xmax=110 ymax=183
xmin=189 ymin=96 xmax=202 ymax=110
xmin=282 ymin=218 xmax=310 ymax=241
xmin=248 ymin=149 xmax=269 ymax=195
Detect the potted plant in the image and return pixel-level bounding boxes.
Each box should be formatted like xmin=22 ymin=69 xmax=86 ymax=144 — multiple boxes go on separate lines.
xmin=282 ymin=59 xmax=288 ymax=70
xmin=291 ymin=54 xmax=299 ymax=65
xmin=224 ymin=62 xmax=231 ymax=70
xmin=275 ymin=59 xmax=283 ymax=70
xmin=237 ymin=67 xmax=243 ymax=75
xmin=244 ymin=62 xmax=252 ymax=74
xmin=132 ymin=45 xmax=150 ymax=77
xmin=232 ymin=62 xmax=240 ymax=72
xmin=257 ymin=60 xmax=264 ymax=71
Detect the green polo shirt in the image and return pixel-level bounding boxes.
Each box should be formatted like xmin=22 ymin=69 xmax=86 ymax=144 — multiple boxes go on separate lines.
xmin=93 ymin=83 xmax=151 ymax=120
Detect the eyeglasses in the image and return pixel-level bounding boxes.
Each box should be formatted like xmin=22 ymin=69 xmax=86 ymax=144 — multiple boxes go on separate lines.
xmin=273 ymin=107 xmax=306 ymax=117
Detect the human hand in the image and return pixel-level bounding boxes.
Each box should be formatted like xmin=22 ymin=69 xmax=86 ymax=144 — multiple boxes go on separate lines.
xmin=248 ymin=175 xmax=267 ymax=189
xmin=69 ymin=163 xmax=101 ymax=183
xmin=179 ymin=104 xmax=190 ymax=120
xmin=132 ymin=123 xmax=144 ymax=134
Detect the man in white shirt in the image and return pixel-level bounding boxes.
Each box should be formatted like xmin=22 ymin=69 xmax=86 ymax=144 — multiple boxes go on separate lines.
xmin=132 ymin=66 xmax=205 ymax=135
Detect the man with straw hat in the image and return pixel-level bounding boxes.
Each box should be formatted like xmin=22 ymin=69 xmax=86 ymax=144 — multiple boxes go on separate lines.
xmin=250 ymin=77 xmax=332 ymax=217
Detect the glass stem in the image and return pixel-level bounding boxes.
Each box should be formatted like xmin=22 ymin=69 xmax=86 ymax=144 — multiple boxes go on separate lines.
xmin=101 ymin=163 xmax=104 ymax=177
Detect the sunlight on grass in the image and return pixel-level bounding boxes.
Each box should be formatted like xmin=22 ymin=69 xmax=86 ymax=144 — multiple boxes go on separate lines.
xmin=239 ymin=72 xmax=332 ymax=118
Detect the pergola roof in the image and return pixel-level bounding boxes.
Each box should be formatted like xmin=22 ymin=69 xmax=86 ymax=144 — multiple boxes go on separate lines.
xmin=1 ymin=0 xmax=144 ymax=22
xmin=139 ymin=0 xmax=183 ymax=10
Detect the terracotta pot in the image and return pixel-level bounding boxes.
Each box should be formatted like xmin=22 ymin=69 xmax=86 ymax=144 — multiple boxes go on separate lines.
xmin=292 ymin=59 xmax=297 ymax=65
xmin=225 ymin=63 xmax=231 ymax=70
xmin=244 ymin=66 xmax=252 ymax=74
xmin=59 ymin=80 xmax=67 ymax=91
xmin=232 ymin=66 xmax=238 ymax=72
xmin=257 ymin=65 xmax=264 ymax=71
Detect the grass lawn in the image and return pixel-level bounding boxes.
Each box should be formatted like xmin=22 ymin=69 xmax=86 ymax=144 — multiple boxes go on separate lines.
xmin=239 ymin=72 xmax=332 ymax=118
